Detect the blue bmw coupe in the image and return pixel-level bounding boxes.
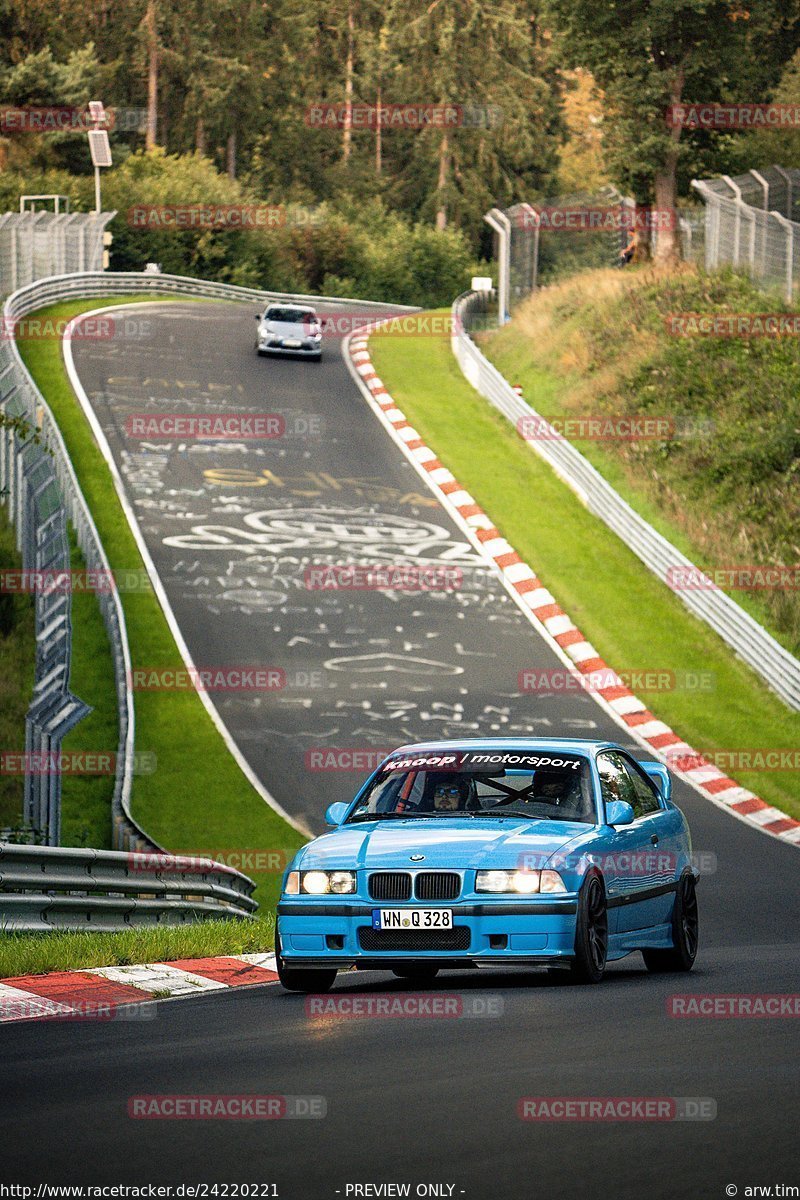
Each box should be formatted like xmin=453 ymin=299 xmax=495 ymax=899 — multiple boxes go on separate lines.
xmin=276 ymin=738 xmax=699 ymax=991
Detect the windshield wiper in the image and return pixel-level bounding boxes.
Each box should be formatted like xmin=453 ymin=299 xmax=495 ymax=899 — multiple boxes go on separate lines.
xmin=471 ymin=809 xmax=548 ymax=820
xmin=348 ymin=811 xmax=481 ymax=822
xmin=347 ymin=813 xmax=414 ymax=822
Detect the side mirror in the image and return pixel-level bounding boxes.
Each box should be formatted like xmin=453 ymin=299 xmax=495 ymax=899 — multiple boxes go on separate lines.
xmin=254 ymin=313 xmax=261 ymax=320
xmin=606 ymin=799 xmax=635 ymax=826
xmin=640 ymin=761 xmax=671 ymax=802
xmin=324 ymin=802 xmax=349 ymax=827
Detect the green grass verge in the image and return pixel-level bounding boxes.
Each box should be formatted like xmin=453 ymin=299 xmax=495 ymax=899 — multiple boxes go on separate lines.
xmin=368 ymin=319 xmax=800 ymax=822
xmin=0 ymin=916 xmax=274 ymax=980
xmin=17 ymin=297 xmax=304 ymax=916
xmin=482 ymin=266 xmax=800 ymax=656
xmin=0 ymin=505 xmax=35 ymax=834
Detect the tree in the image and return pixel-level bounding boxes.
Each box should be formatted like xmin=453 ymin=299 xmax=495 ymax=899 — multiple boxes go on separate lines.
xmin=556 ymin=68 xmax=608 ymax=194
xmin=737 ymin=45 xmax=800 ymax=171
xmin=0 ymin=42 xmax=116 ymax=173
xmin=143 ymin=0 xmax=158 ymax=149
xmin=545 ymin=0 xmax=800 ymax=262
xmin=385 ymin=0 xmax=561 ymax=237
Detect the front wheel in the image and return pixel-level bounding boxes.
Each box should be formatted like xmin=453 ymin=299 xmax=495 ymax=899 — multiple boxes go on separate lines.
xmin=276 ymin=936 xmax=337 ymax=993
xmin=568 ymin=874 xmax=608 ymax=984
xmin=643 ymin=874 xmax=698 ymax=973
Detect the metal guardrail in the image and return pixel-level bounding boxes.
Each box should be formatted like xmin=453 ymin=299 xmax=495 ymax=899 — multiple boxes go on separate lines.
xmin=0 ymin=843 xmax=256 ymax=930
xmin=2 ymin=270 xmax=421 ymax=313
xmin=451 ymin=290 xmax=800 ymax=712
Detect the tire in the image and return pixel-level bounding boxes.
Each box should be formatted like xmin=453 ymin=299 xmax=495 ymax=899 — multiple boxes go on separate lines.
xmin=643 ymin=873 xmax=698 ymax=973
xmin=568 ymin=874 xmax=608 ymax=984
xmin=275 ymin=936 xmax=337 ymax=994
xmin=391 ymin=966 xmax=440 ymax=983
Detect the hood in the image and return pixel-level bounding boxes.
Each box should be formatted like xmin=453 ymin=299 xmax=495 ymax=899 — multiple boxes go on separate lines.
xmin=294 ymin=818 xmax=596 ymax=872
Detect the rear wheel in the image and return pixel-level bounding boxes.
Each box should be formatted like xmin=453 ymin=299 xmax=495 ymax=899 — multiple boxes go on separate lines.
xmin=643 ymin=874 xmax=698 ymax=973
xmin=391 ymin=966 xmax=440 ymax=983
xmin=275 ymin=936 xmax=337 ymax=994
xmin=568 ymin=874 xmax=608 ymax=984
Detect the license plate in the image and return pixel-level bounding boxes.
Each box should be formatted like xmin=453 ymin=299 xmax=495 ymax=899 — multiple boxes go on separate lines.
xmin=372 ymin=908 xmax=453 ymax=930
xmin=282 ymin=338 xmax=302 ymax=348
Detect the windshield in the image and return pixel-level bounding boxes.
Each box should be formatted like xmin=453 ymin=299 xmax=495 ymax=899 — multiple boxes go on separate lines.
xmin=264 ymin=307 xmax=315 ymax=324
xmin=347 ymin=750 xmax=596 ymax=824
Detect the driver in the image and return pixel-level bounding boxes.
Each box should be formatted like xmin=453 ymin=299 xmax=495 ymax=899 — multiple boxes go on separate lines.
xmin=532 ymin=768 xmax=590 ymax=820
xmin=432 ymin=781 xmax=464 ymax=812
xmin=532 ymin=769 xmax=567 ymax=804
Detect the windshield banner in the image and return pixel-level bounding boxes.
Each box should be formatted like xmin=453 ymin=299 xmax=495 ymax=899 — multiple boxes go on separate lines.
xmin=382 ymin=750 xmax=586 ymax=772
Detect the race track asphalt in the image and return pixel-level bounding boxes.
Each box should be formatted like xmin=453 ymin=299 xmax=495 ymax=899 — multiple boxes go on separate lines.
xmin=2 ymin=302 xmax=797 ymax=1200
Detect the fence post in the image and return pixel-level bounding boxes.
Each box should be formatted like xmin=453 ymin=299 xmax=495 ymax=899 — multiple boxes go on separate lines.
xmin=722 ymin=176 xmax=743 ymax=265
xmin=520 ymin=204 xmax=540 ymax=294
xmin=770 ymin=211 xmax=794 ymax=303
xmin=691 ymin=180 xmax=718 ymax=270
xmin=678 ymin=216 xmax=692 ymax=260
xmin=749 ymin=169 xmax=770 ymax=272
xmin=773 ymin=165 xmax=793 ymax=218
xmin=484 ymin=208 xmax=511 ymax=325
xmin=745 ymin=203 xmax=757 ymax=277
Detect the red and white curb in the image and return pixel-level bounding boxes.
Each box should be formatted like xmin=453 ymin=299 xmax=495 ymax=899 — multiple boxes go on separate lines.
xmin=345 ymin=333 xmax=800 ymax=849
xmin=0 ymin=953 xmax=278 ymax=1024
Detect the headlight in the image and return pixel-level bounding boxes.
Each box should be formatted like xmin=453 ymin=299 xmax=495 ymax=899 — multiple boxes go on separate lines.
xmin=302 ymin=870 xmax=330 ymax=895
xmin=476 ymin=870 xmax=516 ymax=893
xmin=328 ymin=870 xmax=356 ymax=894
xmin=475 ymin=869 xmax=566 ymax=894
xmin=287 ymin=870 xmax=357 ymax=896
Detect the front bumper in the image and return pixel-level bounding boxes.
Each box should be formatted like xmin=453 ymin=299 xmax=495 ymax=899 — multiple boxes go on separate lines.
xmin=276 ymin=898 xmax=579 ymax=968
xmin=257 ymin=337 xmax=321 ymax=356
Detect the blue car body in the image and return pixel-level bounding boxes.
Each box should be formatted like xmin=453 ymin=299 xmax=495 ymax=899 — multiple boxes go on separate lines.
xmin=276 ymin=738 xmax=698 ymax=983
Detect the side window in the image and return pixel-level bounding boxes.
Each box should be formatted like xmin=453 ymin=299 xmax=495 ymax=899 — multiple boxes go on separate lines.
xmin=620 ymin=757 xmax=662 ymax=818
xmin=596 ymin=753 xmax=637 ymax=814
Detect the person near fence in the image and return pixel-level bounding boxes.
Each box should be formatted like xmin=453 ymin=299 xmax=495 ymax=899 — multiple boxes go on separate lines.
xmin=618 ymin=226 xmax=637 ymax=266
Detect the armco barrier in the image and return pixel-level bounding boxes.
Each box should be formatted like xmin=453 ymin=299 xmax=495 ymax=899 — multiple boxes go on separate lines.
xmin=0 ymin=843 xmax=256 ymax=930
xmin=451 ymin=290 xmax=800 ymax=712
xmin=1 ymin=271 xmax=415 ymax=926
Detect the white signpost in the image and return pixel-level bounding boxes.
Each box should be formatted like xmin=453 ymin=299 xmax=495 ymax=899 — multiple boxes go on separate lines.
xmin=87 ymin=101 xmax=112 ymax=214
